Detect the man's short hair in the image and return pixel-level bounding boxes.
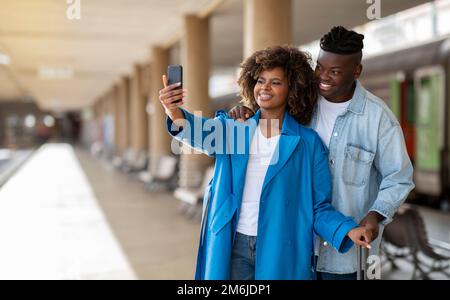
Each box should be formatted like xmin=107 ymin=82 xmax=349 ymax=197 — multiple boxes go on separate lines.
xmin=320 ymin=26 xmax=364 ymax=55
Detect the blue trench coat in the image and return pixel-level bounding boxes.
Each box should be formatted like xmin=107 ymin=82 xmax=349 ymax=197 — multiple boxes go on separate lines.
xmin=167 ymin=109 xmax=358 ymax=280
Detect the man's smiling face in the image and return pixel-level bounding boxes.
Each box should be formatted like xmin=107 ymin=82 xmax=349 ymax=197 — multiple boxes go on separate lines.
xmin=314 ymin=50 xmax=362 ymax=103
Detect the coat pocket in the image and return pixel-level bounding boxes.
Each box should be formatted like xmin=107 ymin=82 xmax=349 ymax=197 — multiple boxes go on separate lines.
xmin=342 ymin=144 xmax=375 ymax=187
xmin=211 ymin=194 xmax=237 ymax=235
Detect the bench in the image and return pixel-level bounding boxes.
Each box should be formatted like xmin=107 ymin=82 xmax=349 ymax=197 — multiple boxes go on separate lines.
xmin=174 ymin=166 xmax=214 ymax=220
xmin=382 ymin=204 xmax=450 ymax=279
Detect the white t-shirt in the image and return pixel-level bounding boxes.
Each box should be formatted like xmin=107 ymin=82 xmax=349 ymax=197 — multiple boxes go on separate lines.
xmin=236 ymin=125 xmax=280 ymax=236
xmin=315 ymin=96 xmax=350 ymax=147
xmin=314 ymin=96 xmax=350 ymax=255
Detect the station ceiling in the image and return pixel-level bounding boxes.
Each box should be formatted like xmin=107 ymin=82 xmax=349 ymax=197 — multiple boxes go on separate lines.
xmin=0 ymin=0 xmax=430 ymax=111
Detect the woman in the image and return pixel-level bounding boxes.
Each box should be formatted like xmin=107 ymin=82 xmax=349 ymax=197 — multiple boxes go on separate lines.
xmin=159 ymin=45 xmax=370 ymax=280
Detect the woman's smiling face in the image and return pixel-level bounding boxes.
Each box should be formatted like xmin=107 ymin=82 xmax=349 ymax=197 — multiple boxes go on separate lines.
xmin=253 ymin=67 xmax=289 ymax=112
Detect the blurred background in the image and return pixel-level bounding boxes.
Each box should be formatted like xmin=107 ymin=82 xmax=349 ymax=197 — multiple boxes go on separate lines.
xmin=0 ymin=0 xmax=450 ymax=280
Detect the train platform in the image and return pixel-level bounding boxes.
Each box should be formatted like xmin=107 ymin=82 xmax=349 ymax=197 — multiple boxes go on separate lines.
xmin=0 ymin=149 xmax=34 ymax=187
xmin=0 ymin=143 xmax=448 ymax=280
xmin=0 ymin=143 xmax=198 ymax=280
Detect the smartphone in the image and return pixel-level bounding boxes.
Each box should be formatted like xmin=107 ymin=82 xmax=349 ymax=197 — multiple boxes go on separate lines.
xmin=167 ymin=65 xmax=183 ymax=103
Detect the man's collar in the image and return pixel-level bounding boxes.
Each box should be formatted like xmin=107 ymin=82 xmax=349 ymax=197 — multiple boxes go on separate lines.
xmin=319 ymin=80 xmax=366 ymax=115
xmin=346 ymin=80 xmax=366 ymax=115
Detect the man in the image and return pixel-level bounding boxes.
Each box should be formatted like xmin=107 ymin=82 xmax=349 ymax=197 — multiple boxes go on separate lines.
xmin=229 ymin=26 xmax=414 ymax=279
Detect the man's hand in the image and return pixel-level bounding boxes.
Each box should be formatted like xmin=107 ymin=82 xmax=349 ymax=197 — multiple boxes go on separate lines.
xmin=228 ymin=105 xmax=255 ymax=122
xmin=359 ymin=211 xmax=384 ymax=242
xmin=347 ymin=226 xmax=372 ymax=249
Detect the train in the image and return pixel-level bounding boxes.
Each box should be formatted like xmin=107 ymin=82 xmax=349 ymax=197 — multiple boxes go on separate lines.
xmin=361 ymin=35 xmax=450 ymax=210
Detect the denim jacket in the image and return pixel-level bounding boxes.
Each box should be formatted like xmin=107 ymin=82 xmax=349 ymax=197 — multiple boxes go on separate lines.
xmin=311 ymin=81 xmax=414 ymax=274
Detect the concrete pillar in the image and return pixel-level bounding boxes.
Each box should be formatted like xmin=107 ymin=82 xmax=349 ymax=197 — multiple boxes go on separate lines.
xmin=112 ymin=84 xmax=121 ymax=154
xmin=179 ymin=15 xmax=213 ymax=188
xmin=243 ymin=0 xmax=292 ymax=57
xmin=140 ymin=63 xmax=152 ymax=99
xmin=0 ymin=110 xmax=4 ymax=147
xmin=149 ymin=46 xmax=172 ymax=173
xmin=93 ymin=98 xmax=99 ymax=146
xmin=108 ymin=85 xmax=119 ymax=154
xmin=116 ymin=76 xmax=131 ymax=154
xmin=93 ymin=98 xmax=100 ymax=120
xmin=140 ymin=63 xmax=152 ymax=153
xmin=99 ymin=95 xmax=107 ymax=124
xmin=94 ymin=98 xmax=103 ymax=146
xmin=138 ymin=64 xmax=149 ymax=152
xmin=129 ymin=64 xmax=149 ymax=153
xmin=98 ymin=95 xmax=107 ymax=153
xmin=105 ymin=89 xmax=116 ymax=157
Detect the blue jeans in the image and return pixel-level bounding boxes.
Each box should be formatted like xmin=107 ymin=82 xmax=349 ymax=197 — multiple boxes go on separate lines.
xmin=230 ymin=232 xmax=257 ymax=280
xmin=316 ymin=271 xmax=357 ymax=280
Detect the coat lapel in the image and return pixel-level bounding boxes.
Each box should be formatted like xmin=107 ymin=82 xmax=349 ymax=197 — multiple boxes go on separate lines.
xmin=228 ymin=110 xmax=301 ymax=199
xmin=229 ymin=111 xmax=259 ymax=195
xmin=261 ymin=135 xmax=300 ymax=192
xmin=262 ymin=111 xmax=301 ymax=191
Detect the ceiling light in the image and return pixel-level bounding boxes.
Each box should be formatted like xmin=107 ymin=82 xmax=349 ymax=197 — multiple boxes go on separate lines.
xmin=43 ymin=115 xmax=55 ymax=127
xmin=39 ymin=66 xmax=73 ymax=80
xmin=24 ymin=114 xmax=36 ymax=128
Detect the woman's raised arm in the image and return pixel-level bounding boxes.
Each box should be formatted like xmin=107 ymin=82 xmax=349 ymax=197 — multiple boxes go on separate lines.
xmin=159 ymin=75 xmax=230 ymax=157
xmin=159 ymin=74 xmax=186 ymax=129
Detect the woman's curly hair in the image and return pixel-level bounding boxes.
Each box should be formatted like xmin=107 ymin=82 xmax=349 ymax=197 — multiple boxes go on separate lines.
xmin=238 ymin=45 xmax=318 ymax=125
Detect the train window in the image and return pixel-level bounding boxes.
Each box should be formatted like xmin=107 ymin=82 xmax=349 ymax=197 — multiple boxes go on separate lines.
xmin=406 ymin=83 xmax=415 ymax=124
xmin=6 ymin=115 xmax=19 ymax=128
xmin=389 ymin=80 xmax=401 ymax=120
xmin=414 ymin=67 xmax=445 ymax=196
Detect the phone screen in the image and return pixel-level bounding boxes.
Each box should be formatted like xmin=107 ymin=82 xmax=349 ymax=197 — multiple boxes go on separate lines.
xmin=168 ymin=65 xmax=182 ymax=87
xmin=167 ymin=65 xmax=183 ymax=103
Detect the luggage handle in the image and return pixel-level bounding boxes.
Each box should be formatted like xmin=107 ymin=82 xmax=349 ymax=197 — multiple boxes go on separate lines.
xmin=357 ymin=246 xmax=369 ymax=280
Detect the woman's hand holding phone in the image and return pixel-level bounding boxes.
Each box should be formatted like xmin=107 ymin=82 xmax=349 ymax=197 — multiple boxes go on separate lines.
xmin=159 ymin=74 xmax=186 ymax=126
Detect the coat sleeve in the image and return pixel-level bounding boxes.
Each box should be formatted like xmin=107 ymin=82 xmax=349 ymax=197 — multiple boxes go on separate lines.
xmin=166 ymin=108 xmax=227 ymax=157
xmin=311 ymin=133 xmax=359 ymax=253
